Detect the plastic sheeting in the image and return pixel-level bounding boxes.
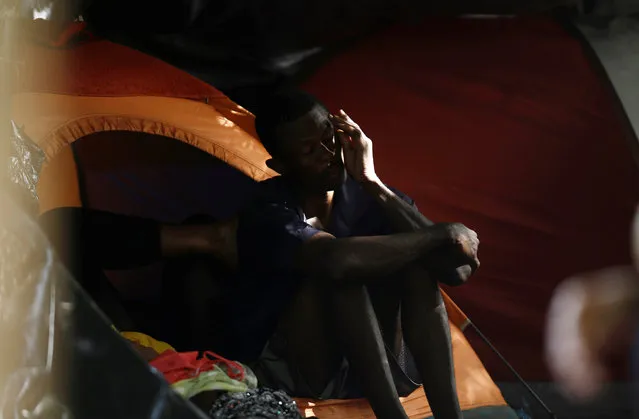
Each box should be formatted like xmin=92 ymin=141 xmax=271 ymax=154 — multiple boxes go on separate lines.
xmin=0 ymin=194 xmax=207 ymax=418
xmin=8 ymin=120 xmax=45 ymax=207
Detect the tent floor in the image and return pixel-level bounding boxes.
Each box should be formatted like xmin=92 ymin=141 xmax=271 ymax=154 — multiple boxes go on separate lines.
xmin=295 ymin=386 xmax=518 ymax=419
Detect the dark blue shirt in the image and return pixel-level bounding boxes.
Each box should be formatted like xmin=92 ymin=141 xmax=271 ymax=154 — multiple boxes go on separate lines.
xmin=222 ymin=175 xmax=414 ymax=362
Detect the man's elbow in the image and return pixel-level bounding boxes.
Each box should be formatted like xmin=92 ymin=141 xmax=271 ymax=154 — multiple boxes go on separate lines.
xmin=296 ymin=233 xmax=347 ymax=282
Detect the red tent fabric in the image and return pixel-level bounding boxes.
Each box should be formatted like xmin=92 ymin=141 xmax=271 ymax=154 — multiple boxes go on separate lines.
xmin=302 ymin=16 xmax=639 ymax=381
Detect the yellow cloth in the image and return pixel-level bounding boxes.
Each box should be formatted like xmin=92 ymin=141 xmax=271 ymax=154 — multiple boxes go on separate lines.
xmin=119 ymin=331 xmax=176 ymax=355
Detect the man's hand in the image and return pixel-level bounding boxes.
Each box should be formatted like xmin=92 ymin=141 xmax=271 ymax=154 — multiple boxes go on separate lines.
xmin=430 ymin=223 xmax=480 ymax=264
xmin=440 ymin=223 xmax=479 ymax=257
xmin=329 ymin=110 xmax=378 ymax=184
xmin=424 ymin=223 xmax=480 ymax=286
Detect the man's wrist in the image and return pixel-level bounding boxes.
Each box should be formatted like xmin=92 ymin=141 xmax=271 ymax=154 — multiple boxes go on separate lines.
xmin=361 ymin=175 xmax=384 ymax=195
xmin=160 ymin=224 xmax=214 ymax=256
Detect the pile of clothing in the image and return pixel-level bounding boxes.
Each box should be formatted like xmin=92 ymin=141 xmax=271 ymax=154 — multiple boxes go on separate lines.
xmin=121 ymin=331 xmax=313 ymax=419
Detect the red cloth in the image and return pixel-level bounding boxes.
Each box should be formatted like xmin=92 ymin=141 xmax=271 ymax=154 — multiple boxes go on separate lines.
xmin=303 ymin=17 xmax=639 ymax=381
xmin=149 ymin=350 xmax=245 ymax=385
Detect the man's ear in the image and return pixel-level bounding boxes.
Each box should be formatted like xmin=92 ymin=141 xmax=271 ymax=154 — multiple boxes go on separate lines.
xmin=266 ymin=158 xmax=285 ymax=174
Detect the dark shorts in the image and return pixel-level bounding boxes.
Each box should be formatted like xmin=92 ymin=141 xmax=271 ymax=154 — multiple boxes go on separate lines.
xmin=251 ymin=332 xmax=422 ymax=400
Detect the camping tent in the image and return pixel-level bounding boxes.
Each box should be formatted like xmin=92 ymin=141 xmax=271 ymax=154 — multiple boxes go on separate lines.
xmin=12 ymin=30 xmax=518 ymax=419
xmin=10 ymin=10 xmax=639 ymax=418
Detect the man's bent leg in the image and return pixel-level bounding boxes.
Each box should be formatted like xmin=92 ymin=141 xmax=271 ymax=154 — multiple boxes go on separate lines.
xmin=279 ymin=280 xmax=408 ymax=419
xmin=272 ymin=280 xmax=344 ymax=397
xmin=400 ymin=266 xmax=462 ymax=419
xmin=330 ymin=283 xmax=408 ymax=419
xmin=367 ymin=282 xmax=403 ymax=356
xmin=367 ymin=282 xmax=422 ymax=397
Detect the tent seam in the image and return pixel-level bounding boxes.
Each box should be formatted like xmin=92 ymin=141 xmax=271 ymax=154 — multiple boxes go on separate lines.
xmin=37 ymin=114 xmax=273 ymax=181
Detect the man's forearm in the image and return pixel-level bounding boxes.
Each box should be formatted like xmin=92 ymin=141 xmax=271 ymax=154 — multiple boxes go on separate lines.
xmin=160 ymin=219 xmax=238 ymax=268
xmin=361 ymin=178 xmax=476 ymax=286
xmin=362 ymin=178 xmax=433 ymax=232
xmin=160 ymin=224 xmax=213 ymax=256
xmin=301 ymin=230 xmax=445 ymax=284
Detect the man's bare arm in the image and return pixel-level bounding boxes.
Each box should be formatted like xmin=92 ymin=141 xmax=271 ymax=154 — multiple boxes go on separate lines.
xmin=329 ymin=110 xmax=479 ymax=285
xmin=362 ymin=179 xmax=434 ymax=232
xmin=296 ymin=228 xmax=449 ymax=283
xmin=160 ymin=218 xmax=238 ymax=268
xmin=330 ymin=110 xmax=473 ymax=239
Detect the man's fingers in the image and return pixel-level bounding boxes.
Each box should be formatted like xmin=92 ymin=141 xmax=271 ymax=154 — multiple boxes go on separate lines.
xmin=334 ymin=125 xmax=362 ymax=146
xmin=336 ymin=129 xmax=353 ymax=149
xmin=339 ymin=109 xmax=351 ymax=123
xmin=333 ymin=110 xmax=360 ymax=129
xmin=343 ymin=125 xmax=360 ymax=136
xmin=330 ymin=113 xmax=348 ymax=123
xmin=470 ymin=258 xmax=480 ymax=272
xmin=339 ymin=109 xmax=357 ymax=125
xmin=332 ymin=118 xmax=359 ymax=134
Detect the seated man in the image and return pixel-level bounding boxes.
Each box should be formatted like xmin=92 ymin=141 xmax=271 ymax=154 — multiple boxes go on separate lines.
xmin=220 ymin=90 xmax=480 ymax=419
xmin=39 ymin=91 xmax=479 ymax=419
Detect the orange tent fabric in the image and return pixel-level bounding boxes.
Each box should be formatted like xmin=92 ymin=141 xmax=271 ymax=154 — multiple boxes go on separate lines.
xmin=17 ymin=25 xmax=272 ymax=215
xmin=12 ymin=93 xmax=274 ymax=183
xmin=13 ymin=35 xmax=275 ymax=209
xmin=296 ymin=323 xmax=503 ymax=419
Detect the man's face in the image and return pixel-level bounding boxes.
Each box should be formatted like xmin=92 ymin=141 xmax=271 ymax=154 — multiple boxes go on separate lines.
xmin=275 ymin=105 xmax=346 ymax=192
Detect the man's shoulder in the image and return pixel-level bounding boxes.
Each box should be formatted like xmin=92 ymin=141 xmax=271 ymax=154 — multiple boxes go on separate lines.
xmin=247 ymin=176 xmax=292 ymax=204
xmin=240 ymin=176 xmax=300 ymax=219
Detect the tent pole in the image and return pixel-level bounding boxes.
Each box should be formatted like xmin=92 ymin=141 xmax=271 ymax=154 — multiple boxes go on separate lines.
xmin=467 ymin=320 xmax=558 ymax=419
